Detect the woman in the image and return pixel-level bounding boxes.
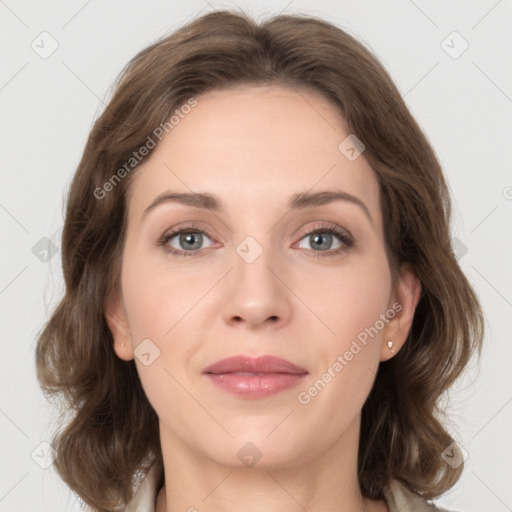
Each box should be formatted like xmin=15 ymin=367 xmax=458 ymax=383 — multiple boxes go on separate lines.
xmin=35 ymin=9 xmax=483 ymax=512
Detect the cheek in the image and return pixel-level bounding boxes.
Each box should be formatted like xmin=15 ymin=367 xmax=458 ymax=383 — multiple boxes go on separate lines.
xmin=119 ymin=254 xmax=196 ymax=419
xmin=313 ymin=254 xmax=391 ymax=351
xmin=293 ymin=256 xmax=391 ymax=435
xmin=300 ymin=256 xmax=390 ymax=402
xmin=119 ymin=244 xmax=212 ymax=397
xmin=120 ymin=245 xmax=203 ymax=342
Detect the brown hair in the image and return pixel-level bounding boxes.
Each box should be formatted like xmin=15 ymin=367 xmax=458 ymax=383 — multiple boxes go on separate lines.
xmin=35 ymin=8 xmax=484 ymax=510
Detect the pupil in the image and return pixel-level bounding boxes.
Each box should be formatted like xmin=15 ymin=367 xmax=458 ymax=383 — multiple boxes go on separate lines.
xmin=312 ymin=233 xmax=331 ymax=250
xmin=182 ymin=233 xmax=201 ymax=249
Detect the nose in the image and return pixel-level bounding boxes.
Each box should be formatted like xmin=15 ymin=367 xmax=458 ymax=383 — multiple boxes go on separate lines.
xmin=221 ymin=242 xmax=293 ymax=331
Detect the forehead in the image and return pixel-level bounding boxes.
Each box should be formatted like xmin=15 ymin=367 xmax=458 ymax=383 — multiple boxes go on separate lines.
xmin=127 ymin=84 xmax=381 ymax=224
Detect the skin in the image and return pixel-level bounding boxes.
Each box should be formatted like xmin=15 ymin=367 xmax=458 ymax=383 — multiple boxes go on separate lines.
xmin=105 ymin=85 xmax=421 ymax=512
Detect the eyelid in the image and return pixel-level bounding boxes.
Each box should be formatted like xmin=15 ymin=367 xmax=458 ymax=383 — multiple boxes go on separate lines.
xmin=297 ymin=222 xmax=353 ymax=244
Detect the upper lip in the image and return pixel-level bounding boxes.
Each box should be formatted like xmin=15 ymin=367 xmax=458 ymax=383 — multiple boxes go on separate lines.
xmin=202 ymin=355 xmax=308 ymax=375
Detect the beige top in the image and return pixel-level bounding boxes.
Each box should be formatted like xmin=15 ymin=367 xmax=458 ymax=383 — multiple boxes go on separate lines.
xmin=121 ymin=460 xmax=455 ymax=512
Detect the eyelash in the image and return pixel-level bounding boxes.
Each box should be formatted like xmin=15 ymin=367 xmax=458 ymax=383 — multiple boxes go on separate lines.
xmin=155 ymin=222 xmax=355 ymax=259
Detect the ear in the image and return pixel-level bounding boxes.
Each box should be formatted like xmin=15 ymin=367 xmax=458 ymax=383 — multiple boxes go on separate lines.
xmin=104 ymin=289 xmax=134 ymax=361
xmin=380 ymin=263 xmax=422 ymax=361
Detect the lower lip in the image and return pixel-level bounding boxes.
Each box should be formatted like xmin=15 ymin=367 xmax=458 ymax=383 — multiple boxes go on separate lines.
xmin=205 ymin=372 xmax=307 ymax=398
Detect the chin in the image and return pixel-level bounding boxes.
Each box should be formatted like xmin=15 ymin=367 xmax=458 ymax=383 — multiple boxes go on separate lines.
xmin=200 ymin=432 xmax=311 ymax=471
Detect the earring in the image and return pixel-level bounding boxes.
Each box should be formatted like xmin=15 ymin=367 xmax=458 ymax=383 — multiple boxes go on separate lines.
xmin=387 ymin=340 xmax=394 ymax=353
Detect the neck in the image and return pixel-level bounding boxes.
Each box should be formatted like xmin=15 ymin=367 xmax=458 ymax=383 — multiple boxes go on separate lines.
xmin=155 ymin=418 xmax=387 ymax=512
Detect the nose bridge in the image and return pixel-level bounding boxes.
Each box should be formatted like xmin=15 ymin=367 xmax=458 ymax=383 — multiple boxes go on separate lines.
xmin=222 ymin=230 xmax=292 ymax=328
xmin=233 ymin=231 xmax=279 ymax=298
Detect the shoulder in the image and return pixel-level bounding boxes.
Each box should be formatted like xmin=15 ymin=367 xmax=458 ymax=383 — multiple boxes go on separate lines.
xmin=384 ymin=480 xmax=462 ymax=512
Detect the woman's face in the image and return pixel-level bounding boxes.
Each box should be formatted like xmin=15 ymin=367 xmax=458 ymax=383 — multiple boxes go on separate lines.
xmin=107 ymin=85 xmax=419 ymax=469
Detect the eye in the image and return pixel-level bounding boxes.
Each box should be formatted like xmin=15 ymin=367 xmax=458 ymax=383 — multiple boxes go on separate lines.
xmin=156 ymin=223 xmax=215 ymax=257
xmin=295 ymin=223 xmax=354 ymax=258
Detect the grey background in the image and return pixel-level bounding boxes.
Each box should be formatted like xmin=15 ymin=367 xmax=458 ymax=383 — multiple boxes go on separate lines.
xmin=1 ymin=1 xmax=511 ymax=511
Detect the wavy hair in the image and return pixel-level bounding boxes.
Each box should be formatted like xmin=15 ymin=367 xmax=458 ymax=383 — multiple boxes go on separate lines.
xmin=35 ymin=8 xmax=484 ymax=511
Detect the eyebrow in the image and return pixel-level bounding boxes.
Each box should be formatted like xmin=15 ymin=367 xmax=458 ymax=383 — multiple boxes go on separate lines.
xmin=142 ymin=189 xmax=373 ymax=224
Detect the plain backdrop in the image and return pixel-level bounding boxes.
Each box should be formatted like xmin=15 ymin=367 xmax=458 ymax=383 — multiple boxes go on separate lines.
xmin=1 ymin=1 xmax=511 ymax=511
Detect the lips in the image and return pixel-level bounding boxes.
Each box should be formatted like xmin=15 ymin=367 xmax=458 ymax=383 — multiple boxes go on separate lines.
xmin=203 ymin=355 xmax=308 ymax=375
xmin=202 ymin=355 xmax=308 ymax=399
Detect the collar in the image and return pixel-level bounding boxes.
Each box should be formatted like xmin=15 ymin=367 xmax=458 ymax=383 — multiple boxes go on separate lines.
xmin=123 ymin=461 xmax=449 ymax=512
